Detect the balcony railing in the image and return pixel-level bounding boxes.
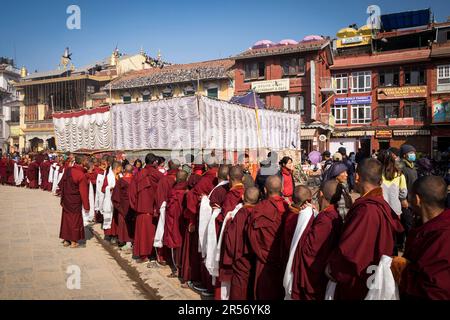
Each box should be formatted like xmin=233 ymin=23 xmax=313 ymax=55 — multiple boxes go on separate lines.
xmin=319 ymin=77 xmax=337 ymax=93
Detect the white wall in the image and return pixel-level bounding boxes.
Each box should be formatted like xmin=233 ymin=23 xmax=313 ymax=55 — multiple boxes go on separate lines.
xmin=329 ymin=138 xmax=357 ymax=155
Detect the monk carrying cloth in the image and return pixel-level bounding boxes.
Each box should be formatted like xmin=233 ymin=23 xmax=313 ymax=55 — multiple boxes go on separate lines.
xmin=59 ymin=155 xmax=90 ymax=248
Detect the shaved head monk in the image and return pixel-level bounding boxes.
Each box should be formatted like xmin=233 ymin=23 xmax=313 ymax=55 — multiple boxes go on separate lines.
xmin=181 ymin=156 xmax=218 ymax=288
xmin=164 ymin=169 xmax=190 ymax=278
xmin=59 ymin=154 xmax=90 ymax=248
xmin=290 ymin=180 xmax=343 ymax=300
xmin=247 ymin=175 xmax=289 ymax=300
xmin=128 ymin=153 xmax=164 ymax=262
xmin=397 ymin=176 xmax=450 ymax=299
xmin=227 ymin=186 xmax=260 ymax=300
xmin=327 ymin=158 xmax=403 ymax=300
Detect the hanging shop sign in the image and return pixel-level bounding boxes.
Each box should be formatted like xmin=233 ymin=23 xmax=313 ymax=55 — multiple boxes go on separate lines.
xmin=377 ymin=86 xmax=427 ymax=100
xmin=388 ymin=118 xmax=414 ymax=126
xmin=251 ymin=78 xmax=290 ymax=93
xmin=375 ymin=130 xmax=393 ymax=139
xmin=334 ymin=96 xmax=372 ymax=105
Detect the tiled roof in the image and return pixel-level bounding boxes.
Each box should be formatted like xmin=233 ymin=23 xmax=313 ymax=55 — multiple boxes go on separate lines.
xmin=105 ymin=59 xmax=235 ymax=90
xmin=233 ymin=40 xmax=329 ymax=60
xmin=331 ymin=48 xmax=431 ymax=70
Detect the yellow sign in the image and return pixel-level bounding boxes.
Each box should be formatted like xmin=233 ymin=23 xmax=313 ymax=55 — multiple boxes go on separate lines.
xmin=377 ymin=86 xmax=427 ymax=100
xmin=336 ymin=35 xmax=371 ymax=48
xmin=251 ymin=79 xmax=290 ymax=93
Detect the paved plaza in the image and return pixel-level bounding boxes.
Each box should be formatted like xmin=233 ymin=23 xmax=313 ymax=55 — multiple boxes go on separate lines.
xmin=0 ymin=185 xmax=149 ymax=300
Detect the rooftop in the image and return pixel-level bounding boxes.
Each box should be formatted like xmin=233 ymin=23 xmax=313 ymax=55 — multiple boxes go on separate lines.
xmin=104 ymin=58 xmax=235 ymax=91
xmin=331 ymin=48 xmax=431 ymax=70
xmin=233 ymin=40 xmax=330 ymax=60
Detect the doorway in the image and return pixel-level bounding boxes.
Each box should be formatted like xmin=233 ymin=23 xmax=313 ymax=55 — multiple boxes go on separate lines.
xmin=378 ymin=140 xmax=390 ymax=151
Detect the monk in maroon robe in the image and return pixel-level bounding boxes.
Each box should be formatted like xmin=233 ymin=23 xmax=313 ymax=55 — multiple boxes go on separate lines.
xmin=113 ymin=164 xmax=134 ymax=248
xmin=247 ymin=175 xmax=289 ymax=300
xmin=396 ymin=176 xmax=450 ymax=300
xmin=129 ymin=153 xmax=163 ymax=262
xmin=327 ymin=158 xmax=403 ymax=300
xmin=0 ymin=155 xmax=7 ymax=185
xmin=59 ymin=156 xmax=89 ymax=248
xmin=187 ymin=164 xmax=204 ymax=189
xmin=217 ymin=166 xmax=246 ymax=299
xmin=39 ymin=155 xmax=51 ymax=191
xmin=6 ymin=157 xmax=15 ymax=185
xmin=181 ymin=159 xmax=218 ymax=286
xmin=227 ymin=187 xmax=260 ymax=300
xmin=290 ymin=180 xmax=343 ymax=300
xmin=164 ymin=170 xmax=189 ymax=277
xmin=27 ymin=158 xmax=40 ymax=189
xmin=155 ymin=160 xmax=180 ymax=264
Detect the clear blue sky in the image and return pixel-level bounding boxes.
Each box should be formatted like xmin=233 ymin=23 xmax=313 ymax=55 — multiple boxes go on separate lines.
xmin=0 ymin=0 xmax=449 ymax=72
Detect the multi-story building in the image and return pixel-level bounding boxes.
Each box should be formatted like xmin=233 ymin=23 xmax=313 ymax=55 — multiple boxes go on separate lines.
xmin=14 ymin=48 xmax=154 ymax=152
xmin=324 ymin=9 xmax=448 ymax=157
xmin=233 ymin=37 xmax=335 ymax=153
xmin=104 ymin=58 xmax=235 ymax=104
xmin=430 ymin=21 xmax=450 ymax=159
xmin=0 ymin=58 xmax=21 ymax=153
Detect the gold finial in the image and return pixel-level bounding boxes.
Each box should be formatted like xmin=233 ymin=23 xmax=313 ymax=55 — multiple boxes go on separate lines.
xmin=157 ymin=49 xmax=161 ymax=60
xmin=20 ymin=66 xmax=28 ymax=78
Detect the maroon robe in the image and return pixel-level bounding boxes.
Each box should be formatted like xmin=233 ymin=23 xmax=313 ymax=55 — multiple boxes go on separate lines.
xmin=59 ymin=164 xmax=90 ymax=241
xmin=40 ymin=160 xmax=51 ymax=191
xmin=291 ymin=205 xmax=343 ymax=300
xmin=0 ymin=157 xmax=7 ymax=184
xmin=227 ymin=205 xmax=256 ymax=300
xmin=113 ymin=174 xmax=134 ymax=243
xmin=6 ymin=159 xmax=15 ymax=185
xmin=164 ymin=181 xmax=188 ymax=249
xmin=181 ymin=167 xmax=218 ymax=282
xmin=155 ymin=169 xmax=178 ymax=213
xmin=128 ymin=165 xmax=164 ymax=258
xmin=187 ymin=167 xmax=203 ymax=189
xmin=27 ymin=161 xmax=39 ymax=189
xmin=217 ymin=184 xmax=246 ymax=298
xmin=247 ymin=195 xmax=289 ymax=300
xmin=400 ymin=209 xmax=450 ymax=300
xmin=328 ymin=187 xmax=404 ymax=300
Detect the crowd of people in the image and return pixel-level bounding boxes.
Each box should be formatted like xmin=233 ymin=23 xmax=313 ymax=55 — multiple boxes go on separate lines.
xmin=0 ymin=145 xmax=449 ymax=300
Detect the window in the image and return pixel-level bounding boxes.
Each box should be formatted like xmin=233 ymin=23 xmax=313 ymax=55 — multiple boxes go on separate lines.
xmin=161 ymin=86 xmax=173 ymax=98
xmin=351 ymin=71 xmax=371 ymax=93
xmin=283 ymin=95 xmax=304 ymax=114
xmin=183 ymin=85 xmax=195 ymax=96
xmin=10 ymin=107 xmax=20 ymax=123
xmin=437 ymin=65 xmax=450 ymax=85
xmin=244 ymin=61 xmax=265 ymax=81
xmin=282 ymin=57 xmax=305 ymax=76
xmin=142 ymin=90 xmax=151 ymax=102
xmin=122 ymin=92 xmax=131 ymax=104
xmin=404 ymin=67 xmax=426 ymax=85
xmin=351 ymin=104 xmax=371 ymax=124
xmin=379 ymin=69 xmax=399 ymax=87
xmin=333 ymin=73 xmax=348 ymax=94
xmin=331 ymin=105 xmax=348 ymax=124
xmin=404 ymin=101 xmax=426 ymax=122
xmin=207 ymin=88 xmax=218 ymax=99
xmin=25 ymin=105 xmax=38 ymax=122
xmin=378 ymin=102 xmax=399 ymax=121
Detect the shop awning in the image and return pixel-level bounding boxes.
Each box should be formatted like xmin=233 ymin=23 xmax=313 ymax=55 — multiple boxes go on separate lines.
xmin=300 ymin=129 xmax=316 ymax=140
xmin=332 ymin=130 xmax=375 ymax=137
xmin=393 ymin=129 xmax=430 ymax=136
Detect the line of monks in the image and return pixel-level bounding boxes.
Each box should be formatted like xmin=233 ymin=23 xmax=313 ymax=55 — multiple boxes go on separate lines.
xmin=2 ymin=151 xmax=449 ymax=300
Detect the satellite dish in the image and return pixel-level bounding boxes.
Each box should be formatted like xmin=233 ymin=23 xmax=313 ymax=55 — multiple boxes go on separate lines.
xmin=319 ymin=134 xmax=327 ymax=142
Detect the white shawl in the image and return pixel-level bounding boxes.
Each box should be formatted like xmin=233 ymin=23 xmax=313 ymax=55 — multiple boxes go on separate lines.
xmin=102 ymin=169 xmax=116 ymax=230
xmin=198 ymin=181 xmax=229 ymax=255
xmin=283 ymin=205 xmax=315 ymax=300
xmin=38 ymin=167 xmax=41 ymax=186
xmin=95 ymin=173 xmax=106 ymax=212
xmin=205 ymin=207 xmax=222 ymax=280
xmin=52 ymin=166 xmax=60 ymax=194
xmin=14 ymin=162 xmax=20 ymax=186
xmin=153 ymin=201 xmax=167 ymax=248
xmin=82 ymin=182 xmax=95 ymax=226
xmin=48 ymin=164 xmax=55 ymax=183
xmin=365 ymin=255 xmax=399 ymax=300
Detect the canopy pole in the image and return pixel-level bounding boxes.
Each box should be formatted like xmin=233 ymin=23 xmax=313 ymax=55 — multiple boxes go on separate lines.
xmin=253 ymin=91 xmax=263 ymax=163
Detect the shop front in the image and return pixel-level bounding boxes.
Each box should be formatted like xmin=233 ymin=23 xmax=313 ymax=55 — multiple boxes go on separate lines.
xmin=431 ymin=96 xmax=450 ymax=157
xmin=331 ymin=129 xmax=374 ymax=156
xmin=372 ymin=128 xmax=431 ymax=155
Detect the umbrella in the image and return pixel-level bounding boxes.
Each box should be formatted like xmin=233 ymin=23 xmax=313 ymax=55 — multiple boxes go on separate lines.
xmin=230 ymin=91 xmax=265 ymax=109
xmin=308 ymin=151 xmax=322 ymax=164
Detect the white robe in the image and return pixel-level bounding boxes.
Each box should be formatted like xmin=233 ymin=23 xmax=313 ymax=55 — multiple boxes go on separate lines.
xmin=198 ymin=181 xmax=229 ymax=256
xmin=153 ymin=201 xmax=167 ymax=248
xmin=102 ymin=169 xmax=116 ymax=230
xmin=283 ymin=205 xmax=316 ymax=300
xmin=52 ymin=166 xmax=60 ymax=194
